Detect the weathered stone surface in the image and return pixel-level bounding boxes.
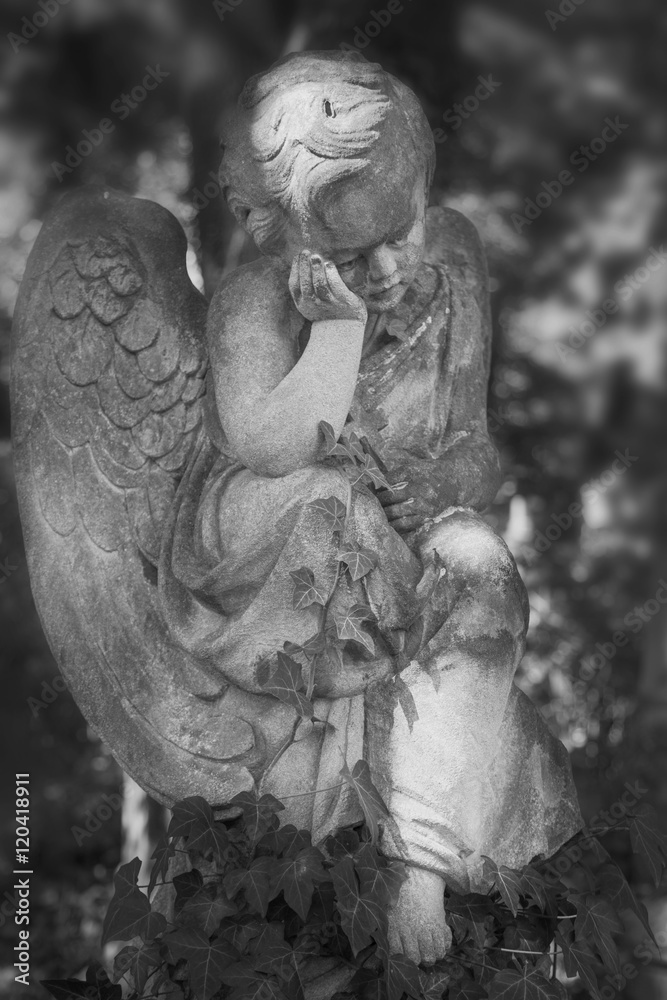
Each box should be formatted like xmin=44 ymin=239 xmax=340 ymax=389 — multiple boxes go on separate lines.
xmin=11 ymin=51 xmax=582 ymax=973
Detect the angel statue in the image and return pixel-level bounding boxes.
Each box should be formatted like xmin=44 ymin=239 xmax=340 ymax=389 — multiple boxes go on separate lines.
xmin=12 ymin=52 xmax=581 ymax=966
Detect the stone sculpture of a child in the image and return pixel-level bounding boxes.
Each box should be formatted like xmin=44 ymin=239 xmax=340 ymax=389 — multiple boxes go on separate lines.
xmin=159 ymin=52 xmax=581 ymax=961
xmin=12 ymin=51 xmax=581 ymax=966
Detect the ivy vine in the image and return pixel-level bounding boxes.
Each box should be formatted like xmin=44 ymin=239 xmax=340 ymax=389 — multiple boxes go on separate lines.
xmin=41 ymin=419 xmax=667 ymax=1000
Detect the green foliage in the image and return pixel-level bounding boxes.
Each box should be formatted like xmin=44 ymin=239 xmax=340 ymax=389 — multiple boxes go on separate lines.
xmin=339 ymin=761 xmax=390 ymax=847
xmin=319 ymin=420 xmax=392 ymax=492
xmin=41 ymin=789 xmax=667 ymax=1000
xmin=254 ymin=423 xmax=387 ymax=725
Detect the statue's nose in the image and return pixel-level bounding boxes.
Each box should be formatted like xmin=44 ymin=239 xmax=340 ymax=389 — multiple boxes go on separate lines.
xmin=367 ymin=244 xmax=398 ymax=286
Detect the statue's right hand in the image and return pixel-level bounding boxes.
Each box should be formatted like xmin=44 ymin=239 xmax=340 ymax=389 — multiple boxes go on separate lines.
xmin=289 ymin=250 xmax=367 ymax=325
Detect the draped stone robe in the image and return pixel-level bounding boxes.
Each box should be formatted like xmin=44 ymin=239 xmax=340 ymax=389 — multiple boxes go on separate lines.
xmin=159 ymin=222 xmax=582 ymax=889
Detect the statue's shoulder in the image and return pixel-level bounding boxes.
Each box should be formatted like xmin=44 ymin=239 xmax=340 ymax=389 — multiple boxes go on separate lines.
xmin=424 ymin=206 xmax=489 ymax=327
xmin=208 ymin=257 xmax=292 ymax=326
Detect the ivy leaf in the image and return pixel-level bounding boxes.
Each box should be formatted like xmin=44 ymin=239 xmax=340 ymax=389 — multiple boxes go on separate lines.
xmin=248 ymin=924 xmax=292 ymax=969
xmin=40 ymin=984 xmax=92 ymax=1000
xmin=338 ymin=543 xmax=379 ymax=581
xmin=221 ymin=963 xmax=289 ymax=1000
xmin=85 ymin=962 xmax=123 ymax=999
xmin=449 ymin=978 xmax=489 ymax=999
xmin=353 ymin=843 xmax=407 ymax=909
xmin=502 ymin=917 xmax=549 ymax=956
xmin=224 ymin=857 xmax=275 ymax=916
xmin=271 ymin=846 xmax=329 ymax=920
xmin=346 ymin=429 xmax=368 ymax=462
xmin=383 ymin=952 xmax=422 ymax=1000
xmin=40 ymin=984 xmax=97 ymax=1000
xmin=308 ymin=495 xmax=347 ymax=534
xmin=231 ymin=790 xmax=285 ymax=845
xmin=339 ymin=759 xmax=389 ymax=845
xmin=148 ymin=834 xmax=175 ymax=896
xmin=324 ymin=827 xmax=361 ymax=861
xmin=258 ymin=824 xmax=312 ymax=859
xmin=102 ymin=858 xmax=166 ymax=945
xmin=150 ymin=975 xmax=184 ymax=1000
xmin=333 ymin=603 xmax=377 ymax=655
xmin=180 ymin=883 xmax=238 ymax=934
xmin=394 ymin=675 xmax=419 ymax=733
xmin=290 ymin=567 xmax=328 ymax=611
xmin=482 ymin=857 xmax=524 ymax=916
xmin=628 ymin=805 xmax=667 ymax=887
xmin=597 ymin=862 xmax=655 ymax=942
xmin=519 ymin=866 xmax=551 ymax=911
xmin=347 ymin=967 xmax=387 ymax=1000
xmin=164 ymin=927 xmax=238 ymax=1000
xmin=170 ymin=797 xmax=230 ymax=863
xmin=284 ymin=634 xmax=326 ymax=661
xmin=420 ymin=970 xmax=451 ymax=1000
xmin=218 ymin=914 xmax=265 ymax=953
xmin=555 ymin=923 xmax=601 ymax=998
xmin=356 ymin=453 xmax=392 ymax=491
xmin=574 ymin=894 xmax=623 ymax=974
xmin=41 ymin=979 xmax=122 ymax=1000
xmin=174 ymin=869 xmax=204 ymax=914
xmin=113 ymin=942 xmax=161 ymax=995
xmin=445 ymin=890 xmax=503 ymax=924
xmin=331 ymin=855 xmax=379 ymax=956
xmin=487 ymin=969 xmax=566 ymax=999
xmin=248 ymin=926 xmax=305 ymax=1000
xmin=259 ymin=652 xmax=315 ymax=719
xmin=320 ymin=420 xmax=356 ymax=460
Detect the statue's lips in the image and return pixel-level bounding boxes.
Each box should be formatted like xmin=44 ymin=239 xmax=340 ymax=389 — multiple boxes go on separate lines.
xmin=365 ymin=281 xmax=405 ymax=305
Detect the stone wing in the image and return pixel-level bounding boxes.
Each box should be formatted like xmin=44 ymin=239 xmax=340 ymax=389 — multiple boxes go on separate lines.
xmin=11 ymin=188 xmax=256 ymax=806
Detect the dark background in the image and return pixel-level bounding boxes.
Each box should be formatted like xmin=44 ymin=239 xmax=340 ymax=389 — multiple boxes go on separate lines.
xmin=1 ymin=0 xmax=666 ymax=996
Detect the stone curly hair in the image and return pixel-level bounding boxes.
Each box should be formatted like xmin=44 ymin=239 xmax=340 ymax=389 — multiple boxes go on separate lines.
xmin=219 ymin=51 xmax=436 ymax=257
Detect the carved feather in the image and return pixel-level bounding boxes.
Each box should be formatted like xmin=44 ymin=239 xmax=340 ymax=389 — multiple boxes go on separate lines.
xmin=11 ymin=189 xmax=259 ymax=807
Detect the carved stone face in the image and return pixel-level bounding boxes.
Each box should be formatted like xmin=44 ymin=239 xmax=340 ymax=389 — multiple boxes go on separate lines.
xmin=283 ymin=169 xmax=428 ymax=314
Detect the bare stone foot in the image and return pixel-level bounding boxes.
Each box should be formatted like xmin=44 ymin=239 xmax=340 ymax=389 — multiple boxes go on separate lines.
xmin=387 ymin=866 xmax=452 ymax=965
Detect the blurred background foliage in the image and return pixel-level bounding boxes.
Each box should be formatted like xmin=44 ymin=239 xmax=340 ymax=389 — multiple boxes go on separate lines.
xmin=0 ymin=0 xmax=666 ymax=996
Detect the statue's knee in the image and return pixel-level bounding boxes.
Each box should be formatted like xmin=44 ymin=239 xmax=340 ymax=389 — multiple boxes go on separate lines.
xmin=287 ymin=465 xmax=348 ymax=505
xmin=426 ymin=512 xmax=527 ymax=613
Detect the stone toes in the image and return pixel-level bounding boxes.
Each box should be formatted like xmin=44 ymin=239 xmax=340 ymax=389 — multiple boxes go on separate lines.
xmin=401 ymin=929 xmax=421 ymax=965
xmin=433 ymin=922 xmax=452 ymax=960
xmin=419 ymin=931 xmax=437 ymax=966
xmin=387 ymin=919 xmax=403 ymax=957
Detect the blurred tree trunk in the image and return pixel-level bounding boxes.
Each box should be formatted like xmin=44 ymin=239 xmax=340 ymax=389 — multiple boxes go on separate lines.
xmin=121 ymin=773 xmax=168 ymax=887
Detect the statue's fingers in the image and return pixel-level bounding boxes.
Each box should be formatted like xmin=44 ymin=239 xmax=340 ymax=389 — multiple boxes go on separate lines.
xmin=378 ymin=487 xmax=410 ymax=508
xmin=288 ymin=257 xmax=302 ymax=304
xmin=310 ymin=255 xmax=332 ymax=301
xmin=391 ymin=514 xmax=422 ymax=534
xmin=384 ymin=499 xmax=415 ymax=520
xmin=324 ymin=260 xmax=355 ymax=300
xmin=298 ymin=250 xmax=314 ymax=298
